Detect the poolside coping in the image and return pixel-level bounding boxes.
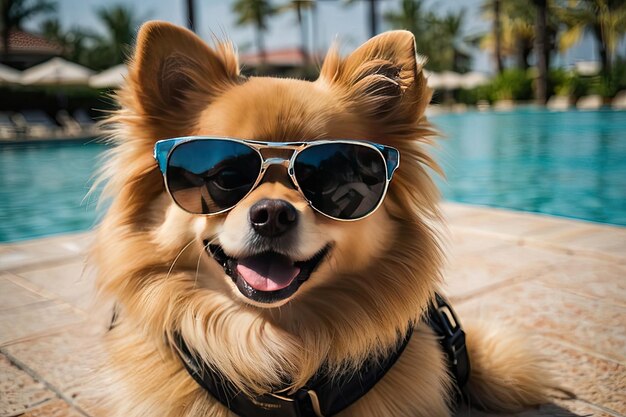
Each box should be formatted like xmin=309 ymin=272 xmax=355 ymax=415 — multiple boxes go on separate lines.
xmin=1 ymin=202 xmax=624 ymax=417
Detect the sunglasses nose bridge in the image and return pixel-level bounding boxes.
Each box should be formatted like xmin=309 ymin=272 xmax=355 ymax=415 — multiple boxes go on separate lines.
xmin=262 ymin=157 xmax=291 ymax=169
xmin=258 ymin=157 xmax=298 ymax=188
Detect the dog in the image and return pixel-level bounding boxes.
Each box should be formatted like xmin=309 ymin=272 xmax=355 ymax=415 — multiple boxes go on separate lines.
xmin=92 ymin=21 xmax=553 ymax=417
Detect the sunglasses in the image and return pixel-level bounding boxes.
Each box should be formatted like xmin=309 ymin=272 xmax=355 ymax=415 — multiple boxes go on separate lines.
xmin=154 ymin=137 xmax=399 ymax=221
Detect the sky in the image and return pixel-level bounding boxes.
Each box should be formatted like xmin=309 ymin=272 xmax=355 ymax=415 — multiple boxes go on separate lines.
xmin=24 ymin=0 xmax=617 ymax=74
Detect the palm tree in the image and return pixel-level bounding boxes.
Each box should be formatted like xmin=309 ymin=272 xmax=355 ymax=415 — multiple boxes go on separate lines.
xmin=86 ymin=5 xmax=140 ymax=70
xmin=39 ymin=4 xmax=139 ymax=70
xmin=384 ymin=0 xmax=425 ymax=33
xmin=1 ymin=0 xmax=55 ymax=61
xmin=186 ymin=0 xmax=196 ymax=32
xmin=493 ymin=0 xmax=503 ymax=73
xmin=505 ymin=2 xmax=535 ymax=70
xmin=344 ymin=0 xmax=381 ymax=38
xmin=385 ymin=0 xmax=437 ymax=66
xmin=480 ymin=0 xmax=532 ymax=72
xmin=233 ymin=0 xmax=278 ymax=66
xmin=479 ymin=0 xmax=561 ymax=72
xmin=385 ymin=0 xmax=471 ymax=72
xmin=366 ymin=0 xmax=379 ymax=37
xmin=559 ymin=0 xmax=626 ymax=78
xmin=534 ymin=0 xmax=548 ymax=103
xmin=97 ymin=5 xmax=137 ymax=62
xmin=385 ymin=0 xmax=422 ymax=62
xmin=279 ymin=0 xmax=314 ymax=66
xmin=41 ymin=17 xmax=67 ymax=52
xmin=439 ymin=9 xmax=471 ymax=73
xmin=41 ymin=18 xmax=90 ymax=65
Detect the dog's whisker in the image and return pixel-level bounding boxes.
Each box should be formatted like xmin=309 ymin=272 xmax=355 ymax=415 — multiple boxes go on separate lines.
xmin=165 ymin=238 xmax=197 ymax=282
xmin=194 ymin=237 xmax=218 ymax=287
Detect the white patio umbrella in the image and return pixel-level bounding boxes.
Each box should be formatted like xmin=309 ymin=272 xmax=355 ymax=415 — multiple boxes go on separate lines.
xmin=21 ymin=57 xmax=93 ymax=86
xmin=438 ymin=71 xmax=463 ymax=89
xmin=0 ymin=63 xmax=21 ymax=84
xmin=460 ymin=72 xmax=490 ymax=89
xmin=90 ymin=64 xmax=128 ymax=88
xmin=426 ymin=71 xmax=463 ymax=90
xmin=575 ymin=61 xmax=601 ymax=76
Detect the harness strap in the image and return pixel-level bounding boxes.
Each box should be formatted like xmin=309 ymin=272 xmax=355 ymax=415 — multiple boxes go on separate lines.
xmin=426 ymin=293 xmax=471 ymax=395
xmin=176 ymin=327 xmax=413 ymax=417
xmin=170 ymin=292 xmax=469 ymax=417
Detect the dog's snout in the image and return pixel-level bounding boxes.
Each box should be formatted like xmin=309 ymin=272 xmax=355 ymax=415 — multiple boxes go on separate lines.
xmin=249 ymin=199 xmax=298 ymax=237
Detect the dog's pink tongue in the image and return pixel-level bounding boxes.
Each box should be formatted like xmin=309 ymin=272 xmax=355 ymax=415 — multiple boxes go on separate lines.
xmin=237 ymin=253 xmax=300 ymax=292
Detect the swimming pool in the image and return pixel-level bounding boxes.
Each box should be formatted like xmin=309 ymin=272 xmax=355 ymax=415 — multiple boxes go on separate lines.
xmin=1 ymin=109 xmax=625 ymax=242
xmin=433 ymin=108 xmax=626 ymax=226
xmin=0 ymin=140 xmax=105 ymax=242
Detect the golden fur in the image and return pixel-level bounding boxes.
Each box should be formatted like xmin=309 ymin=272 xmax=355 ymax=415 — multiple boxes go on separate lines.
xmin=92 ymin=21 xmax=553 ymax=416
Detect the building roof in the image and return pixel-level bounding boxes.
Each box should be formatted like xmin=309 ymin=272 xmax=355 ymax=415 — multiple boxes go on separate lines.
xmin=0 ymin=30 xmax=63 ymax=55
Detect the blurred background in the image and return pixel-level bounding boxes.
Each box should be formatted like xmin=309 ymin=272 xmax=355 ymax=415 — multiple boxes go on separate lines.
xmin=0 ymin=0 xmax=625 ymax=242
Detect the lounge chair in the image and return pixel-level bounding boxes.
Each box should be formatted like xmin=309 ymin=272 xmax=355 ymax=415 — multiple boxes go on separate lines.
xmin=56 ymin=110 xmax=82 ymax=136
xmin=17 ymin=110 xmax=61 ymax=138
xmin=0 ymin=112 xmax=18 ymax=140
xmin=494 ymin=99 xmax=515 ymax=111
xmin=476 ymin=100 xmax=490 ymax=111
xmin=576 ymin=95 xmax=603 ymax=110
xmin=547 ymin=95 xmax=571 ymax=111
xmin=73 ymin=109 xmax=98 ymax=135
xmin=612 ymin=91 xmax=626 ymax=110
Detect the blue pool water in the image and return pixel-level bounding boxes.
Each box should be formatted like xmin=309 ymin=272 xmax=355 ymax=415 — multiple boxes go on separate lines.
xmin=432 ymin=108 xmax=626 ymax=226
xmin=0 ymin=109 xmax=625 ymax=242
xmin=0 ymin=140 xmax=105 ymax=242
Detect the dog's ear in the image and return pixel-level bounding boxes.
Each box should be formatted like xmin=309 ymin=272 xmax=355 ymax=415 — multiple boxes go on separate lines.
xmin=128 ymin=21 xmax=240 ymax=135
xmin=319 ymin=31 xmax=430 ymax=127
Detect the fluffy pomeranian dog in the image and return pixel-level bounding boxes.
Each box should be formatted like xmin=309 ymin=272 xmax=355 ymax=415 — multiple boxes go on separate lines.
xmin=92 ymin=21 xmax=552 ymax=417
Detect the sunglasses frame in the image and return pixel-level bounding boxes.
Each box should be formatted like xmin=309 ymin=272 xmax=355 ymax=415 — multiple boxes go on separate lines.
xmin=154 ymin=136 xmax=400 ymax=222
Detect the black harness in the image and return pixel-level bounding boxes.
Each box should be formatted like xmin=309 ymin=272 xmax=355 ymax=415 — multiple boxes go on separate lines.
xmin=172 ymin=293 xmax=470 ymax=417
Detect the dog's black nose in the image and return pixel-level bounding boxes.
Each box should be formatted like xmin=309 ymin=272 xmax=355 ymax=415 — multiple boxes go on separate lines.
xmin=249 ymin=199 xmax=298 ymax=237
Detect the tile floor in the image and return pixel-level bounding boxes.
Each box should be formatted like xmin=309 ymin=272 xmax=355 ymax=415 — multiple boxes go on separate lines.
xmin=1 ymin=203 xmax=624 ymax=417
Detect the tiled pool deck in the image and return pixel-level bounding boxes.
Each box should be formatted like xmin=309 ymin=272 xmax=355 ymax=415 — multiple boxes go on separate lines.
xmin=1 ymin=203 xmax=624 ymax=417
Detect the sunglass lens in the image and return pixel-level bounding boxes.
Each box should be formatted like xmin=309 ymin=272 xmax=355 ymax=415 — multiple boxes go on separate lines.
xmin=294 ymin=143 xmax=387 ymax=220
xmin=166 ymin=140 xmax=261 ymax=214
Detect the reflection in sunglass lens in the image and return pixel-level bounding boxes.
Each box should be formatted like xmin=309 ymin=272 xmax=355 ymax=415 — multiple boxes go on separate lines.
xmin=166 ymin=140 xmax=261 ymax=214
xmin=294 ymin=143 xmax=387 ymax=219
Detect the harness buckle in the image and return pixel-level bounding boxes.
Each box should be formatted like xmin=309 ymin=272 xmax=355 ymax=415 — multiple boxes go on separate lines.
xmin=429 ymin=293 xmax=471 ymax=389
xmin=247 ymin=390 xmax=300 ymax=417
xmin=306 ymin=390 xmax=325 ymax=417
xmin=253 ymin=388 xmax=324 ymax=417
